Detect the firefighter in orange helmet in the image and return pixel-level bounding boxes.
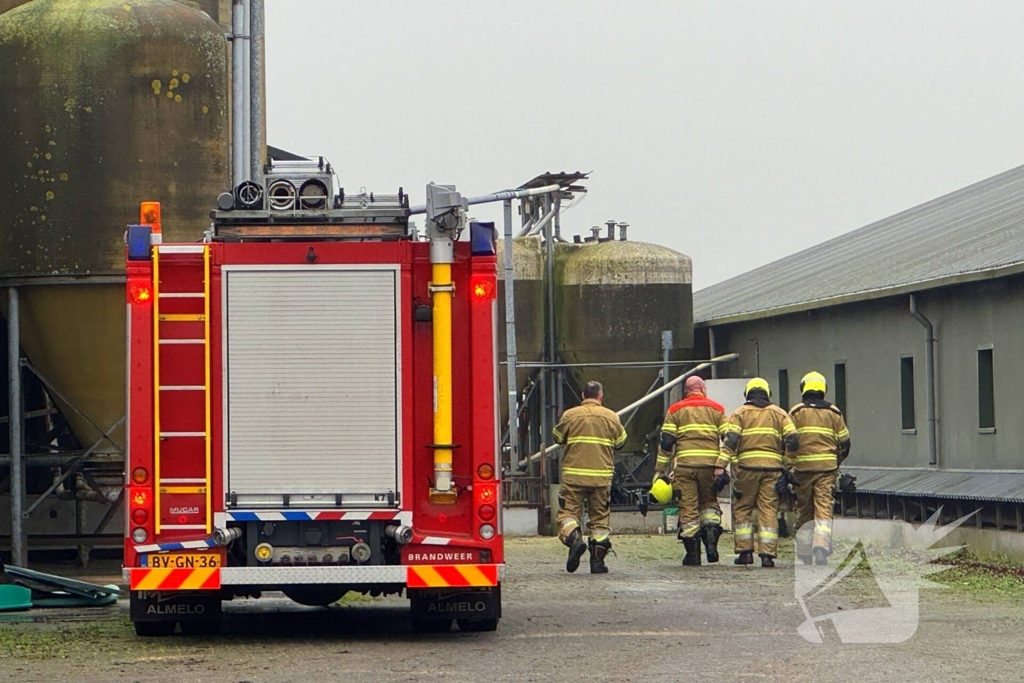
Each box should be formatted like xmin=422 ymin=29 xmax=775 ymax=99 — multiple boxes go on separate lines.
xmin=656 ymin=375 xmax=728 ymax=565
xmin=552 ymin=381 xmax=627 ymax=574
xmin=789 ymin=371 xmax=851 ymax=566
xmin=715 ymin=378 xmax=799 ymax=568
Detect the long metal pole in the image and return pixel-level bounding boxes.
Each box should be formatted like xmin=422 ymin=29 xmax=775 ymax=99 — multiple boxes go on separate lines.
xmin=502 ymin=199 xmax=520 ymax=471
xmin=409 ymin=184 xmax=563 ymax=215
xmin=231 ymin=1 xmax=247 ymax=187
xmin=8 ymin=287 xmax=26 ymax=566
xmin=248 ymin=0 xmax=264 ymax=182
xmin=661 ymin=330 xmax=673 ymax=413
xmin=519 ymin=353 xmax=739 ymax=467
xmin=242 ymin=0 xmax=251 ymax=182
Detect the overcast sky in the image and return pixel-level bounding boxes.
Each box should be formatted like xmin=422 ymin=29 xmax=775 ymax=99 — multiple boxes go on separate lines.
xmin=265 ymin=1 xmax=1024 ymax=289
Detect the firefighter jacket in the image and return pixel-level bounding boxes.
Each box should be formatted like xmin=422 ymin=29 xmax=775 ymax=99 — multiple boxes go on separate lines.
xmin=788 ymin=400 xmax=851 ymax=472
xmin=656 ymin=396 xmax=727 ymax=473
xmin=552 ymin=399 xmax=627 ymax=487
xmin=717 ymin=402 xmax=798 ymax=471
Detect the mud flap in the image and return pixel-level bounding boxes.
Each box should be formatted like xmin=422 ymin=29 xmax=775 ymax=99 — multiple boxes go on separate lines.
xmin=130 ymin=590 xmax=222 ymax=623
xmin=409 ymin=585 xmax=501 ymax=621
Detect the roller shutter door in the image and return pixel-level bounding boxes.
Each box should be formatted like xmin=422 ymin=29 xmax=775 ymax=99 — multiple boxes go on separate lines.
xmin=224 ymin=267 xmax=400 ymax=506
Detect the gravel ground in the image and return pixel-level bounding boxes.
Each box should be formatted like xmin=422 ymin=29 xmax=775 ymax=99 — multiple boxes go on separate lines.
xmin=2 ymin=535 xmax=1024 ymax=682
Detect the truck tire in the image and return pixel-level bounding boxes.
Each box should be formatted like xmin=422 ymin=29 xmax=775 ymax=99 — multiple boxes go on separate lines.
xmin=282 ymin=586 xmax=348 ymax=607
xmin=457 ymin=618 xmax=498 ymax=632
xmin=134 ymin=621 xmax=176 ymax=637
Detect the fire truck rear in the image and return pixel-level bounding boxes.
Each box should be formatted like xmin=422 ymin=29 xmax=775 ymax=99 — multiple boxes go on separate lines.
xmin=123 ymin=164 xmax=503 ymax=635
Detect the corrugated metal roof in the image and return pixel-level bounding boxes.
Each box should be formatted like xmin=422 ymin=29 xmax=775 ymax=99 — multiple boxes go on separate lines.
xmin=695 ymin=165 xmax=1024 ymax=324
xmin=844 ymin=467 xmax=1024 ymax=504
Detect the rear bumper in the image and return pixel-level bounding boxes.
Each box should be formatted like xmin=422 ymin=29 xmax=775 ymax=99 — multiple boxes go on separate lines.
xmin=126 ymin=564 xmax=505 ymax=590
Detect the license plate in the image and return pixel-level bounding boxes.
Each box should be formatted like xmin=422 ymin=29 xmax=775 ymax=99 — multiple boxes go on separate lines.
xmin=145 ymin=553 xmax=222 ymax=569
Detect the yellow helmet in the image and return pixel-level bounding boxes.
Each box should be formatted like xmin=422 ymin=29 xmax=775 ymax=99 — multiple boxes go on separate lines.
xmin=800 ymin=371 xmax=827 ymax=395
xmin=650 ymin=477 xmax=673 ymax=505
xmin=744 ymin=377 xmax=771 ymax=399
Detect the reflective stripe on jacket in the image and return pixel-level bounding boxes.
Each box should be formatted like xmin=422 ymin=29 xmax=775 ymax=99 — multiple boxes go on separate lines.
xmin=657 ymin=396 xmax=726 ymax=472
xmin=717 ymin=403 xmax=798 ymax=471
xmin=788 ymin=401 xmax=851 ymax=472
xmin=553 ymin=399 xmax=627 ymax=486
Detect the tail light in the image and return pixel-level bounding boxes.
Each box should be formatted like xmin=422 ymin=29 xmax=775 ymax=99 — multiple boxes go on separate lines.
xmin=477 ymin=463 xmax=494 ymax=480
xmin=127 ymin=281 xmax=152 ymax=305
xmin=131 ymin=508 xmax=149 ymax=525
xmin=470 ymin=274 xmax=496 ymax=301
xmin=131 ymin=467 xmax=148 ymax=484
xmin=478 ymin=504 xmax=495 ymax=521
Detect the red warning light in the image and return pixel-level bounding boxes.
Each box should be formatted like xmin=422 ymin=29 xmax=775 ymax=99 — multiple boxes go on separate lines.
xmin=128 ymin=282 xmax=152 ymax=305
xmin=470 ymin=275 xmax=496 ymax=301
xmin=132 ymin=489 xmax=150 ymax=507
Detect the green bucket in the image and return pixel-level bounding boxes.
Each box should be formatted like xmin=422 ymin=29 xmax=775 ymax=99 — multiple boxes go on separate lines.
xmin=662 ymin=507 xmax=679 ymax=534
xmin=0 ymin=585 xmax=32 ymax=612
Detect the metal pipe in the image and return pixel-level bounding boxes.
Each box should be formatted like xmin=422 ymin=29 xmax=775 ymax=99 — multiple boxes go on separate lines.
xmin=507 ymin=359 xmax=717 ymax=369
xmin=8 ymin=287 xmax=26 ymax=566
xmin=248 ymin=0 xmax=264 ymax=182
xmin=909 ymin=294 xmax=938 ymax=466
xmin=708 ymin=327 xmax=718 ymax=379
xmin=231 ymin=1 xmax=247 ymax=187
xmin=409 ymin=184 xmax=563 ymax=215
xmin=242 ymin=0 xmax=251 ymax=183
xmin=517 ymin=203 xmax=557 ymax=239
xmin=519 ymin=353 xmax=739 ymax=466
xmin=502 ymin=199 xmax=520 ymax=471
xmin=661 ymin=330 xmax=673 ymax=413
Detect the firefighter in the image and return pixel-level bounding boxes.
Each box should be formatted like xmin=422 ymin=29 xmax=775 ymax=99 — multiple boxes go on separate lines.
xmin=552 ymin=381 xmax=628 ymax=574
xmin=789 ymin=371 xmax=851 ymax=566
xmin=655 ymin=375 xmax=727 ymax=566
xmin=714 ymin=378 xmax=799 ymax=568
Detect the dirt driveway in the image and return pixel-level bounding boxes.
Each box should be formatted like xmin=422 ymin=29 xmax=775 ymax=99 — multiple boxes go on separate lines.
xmin=3 ymin=535 xmax=1023 ymax=682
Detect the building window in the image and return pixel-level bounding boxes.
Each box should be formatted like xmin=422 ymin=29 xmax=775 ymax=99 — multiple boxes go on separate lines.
xmin=978 ymin=347 xmax=995 ymax=431
xmin=900 ymin=356 xmax=915 ymax=432
xmin=833 ymin=362 xmax=847 ymax=418
xmin=778 ymin=368 xmax=789 ymax=410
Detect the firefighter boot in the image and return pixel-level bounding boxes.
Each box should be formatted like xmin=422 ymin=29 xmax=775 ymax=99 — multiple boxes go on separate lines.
xmin=589 ymin=538 xmax=611 ymax=574
xmin=563 ymin=528 xmax=587 ymax=574
xmin=702 ymin=525 xmax=723 ymax=564
xmin=734 ymin=550 xmax=754 ymax=565
xmin=813 ymin=547 xmax=829 ymax=566
xmin=759 ymin=554 xmax=776 ymax=568
xmin=681 ymin=536 xmax=701 ymax=566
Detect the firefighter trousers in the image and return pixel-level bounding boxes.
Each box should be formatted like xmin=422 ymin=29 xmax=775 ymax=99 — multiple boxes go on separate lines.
xmin=732 ymin=468 xmax=781 ymax=556
xmin=557 ymin=482 xmax=611 ymax=543
xmin=794 ymin=471 xmax=837 ymax=557
xmin=673 ymin=467 xmax=722 ymax=539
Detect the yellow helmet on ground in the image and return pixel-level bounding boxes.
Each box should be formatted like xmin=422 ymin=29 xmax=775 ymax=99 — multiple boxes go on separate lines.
xmin=800 ymin=371 xmax=827 ymax=395
xmin=744 ymin=377 xmax=771 ymax=399
xmin=650 ymin=477 xmax=673 ymax=505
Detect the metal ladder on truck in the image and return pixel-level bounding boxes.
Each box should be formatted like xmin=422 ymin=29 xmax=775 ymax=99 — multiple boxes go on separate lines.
xmin=152 ymin=245 xmax=213 ymax=536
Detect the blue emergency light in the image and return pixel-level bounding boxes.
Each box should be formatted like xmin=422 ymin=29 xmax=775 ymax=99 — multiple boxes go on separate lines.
xmin=470 ymin=221 xmax=496 ymax=256
xmin=126 ymin=225 xmax=152 ymax=261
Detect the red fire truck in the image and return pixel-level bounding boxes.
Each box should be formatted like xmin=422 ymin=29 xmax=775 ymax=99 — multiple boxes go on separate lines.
xmin=123 ymin=168 xmax=503 ymax=635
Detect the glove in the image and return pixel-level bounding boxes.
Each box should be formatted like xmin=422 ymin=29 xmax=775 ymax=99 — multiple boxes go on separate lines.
xmin=785 ymin=468 xmax=800 ymax=487
xmin=774 ymin=472 xmax=790 ymax=498
xmin=837 ymin=472 xmax=857 ymax=492
xmin=713 ymin=470 xmax=731 ymax=494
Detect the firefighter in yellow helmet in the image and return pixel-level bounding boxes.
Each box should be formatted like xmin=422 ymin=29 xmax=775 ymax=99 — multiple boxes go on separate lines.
xmin=789 ymin=371 xmax=851 ymax=566
xmin=715 ymin=378 xmax=799 ymax=567
xmin=655 ymin=375 xmax=728 ymax=566
xmin=552 ymin=381 xmax=627 ymax=574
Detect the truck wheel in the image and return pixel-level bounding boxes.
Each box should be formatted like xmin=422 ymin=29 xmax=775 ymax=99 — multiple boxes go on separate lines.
xmin=179 ymin=618 xmax=222 ymax=636
xmin=457 ymin=618 xmax=498 ymax=632
xmin=134 ymin=621 xmax=176 ymax=637
xmin=282 ymin=586 xmax=348 ymax=607
xmin=412 ymin=617 xmax=452 ymax=634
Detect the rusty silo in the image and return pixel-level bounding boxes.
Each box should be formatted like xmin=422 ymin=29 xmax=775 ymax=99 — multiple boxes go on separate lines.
xmin=555 ymin=229 xmax=693 ymax=452
xmin=0 ymin=0 xmax=229 ymax=453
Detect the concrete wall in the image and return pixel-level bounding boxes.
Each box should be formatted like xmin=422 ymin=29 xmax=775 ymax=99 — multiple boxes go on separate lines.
xmin=700 ymin=275 xmax=1024 ymax=471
